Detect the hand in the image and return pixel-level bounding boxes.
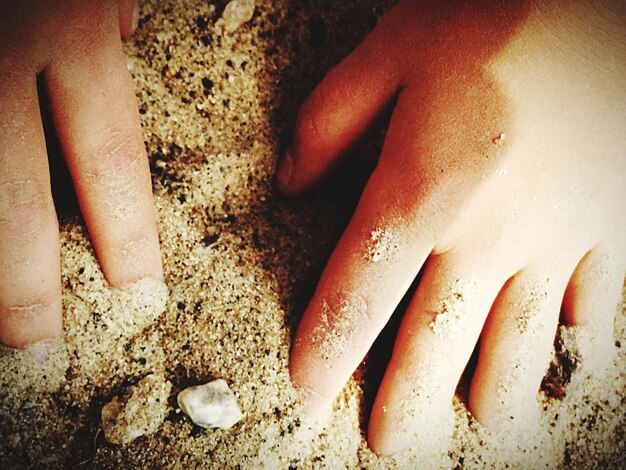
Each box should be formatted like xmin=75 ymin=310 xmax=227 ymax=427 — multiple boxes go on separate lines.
xmin=278 ymin=0 xmax=626 ymax=455
xmin=0 ymin=0 xmax=162 ymax=350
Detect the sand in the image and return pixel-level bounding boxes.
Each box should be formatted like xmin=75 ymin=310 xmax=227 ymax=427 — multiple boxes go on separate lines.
xmin=429 ymin=279 xmax=479 ymax=341
xmin=366 ymin=228 xmax=400 ymax=263
xmin=101 ymin=373 xmax=172 ymax=445
xmin=1 ymin=0 xmax=626 ymax=468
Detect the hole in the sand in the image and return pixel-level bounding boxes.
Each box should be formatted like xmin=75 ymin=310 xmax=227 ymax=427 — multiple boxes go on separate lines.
xmin=541 ymin=327 xmax=579 ymax=399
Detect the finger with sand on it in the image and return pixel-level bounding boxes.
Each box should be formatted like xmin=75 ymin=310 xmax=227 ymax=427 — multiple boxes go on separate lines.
xmin=289 ymin=162 xmax=436 ymax=420
xmin=469 ymin=260 xmax=575 ymax=430
xmin=368 ymin=253 xmax=508 ymax=455
xmin=0 ymin=70 xmax=63 ymax=348
xmin=44 ymin=2 xmax=163 ymax=289
xmin=561 ymin=246 xmax=625 ymax=373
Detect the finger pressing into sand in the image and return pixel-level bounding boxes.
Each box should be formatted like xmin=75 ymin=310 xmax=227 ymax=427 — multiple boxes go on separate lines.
xmin=289 ymin=165 xmax=436 ymax=421
xmin=368 ymin=253 xmax=507 ymax=455
xmin=117 ymin=0 xmax=140 ymax=39
xmin=561 ymin=246 xmax=625 ymax=373
xmin=275 ymin=8 xmax=403 ymax=195
xmin=0 ymin=72 xmax=63 ymax=348
xmin=468 ymin=261 xmax=575 ymax=431
xmin=44 ymin=4 xmax=163 ymax=289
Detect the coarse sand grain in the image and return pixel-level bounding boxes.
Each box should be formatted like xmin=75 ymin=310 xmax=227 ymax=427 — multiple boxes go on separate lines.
xmin=429 ymin=279 xmax=478 ymax=341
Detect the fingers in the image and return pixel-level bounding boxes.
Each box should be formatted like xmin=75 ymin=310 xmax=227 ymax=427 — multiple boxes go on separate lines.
xmin=117 ymin=0 xmax=139 ymax=39
xmin=289 ymin=162 xmax=436 ymax=420
xmin=368 ymin=253 xmax=508 ymax=455
xmin=561 ymin=246 xmax=625 ymax=372
xmin=288 ymin=81 xmax=460 ymax=420
xmin=288 ymin=71 xmax=509 ymax=425
xmin=0 ymin=72 xmax=62 ymax=348
xmin=275 ymin=12 xmax=402 ymax=195
xmin=468 ymin=262 xmax=574 ymax=431
xmin=44 ymin=4 xmax=162 ymax=288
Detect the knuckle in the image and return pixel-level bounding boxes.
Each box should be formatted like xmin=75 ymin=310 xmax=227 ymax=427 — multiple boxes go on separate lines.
xmin=3 ymin=299 xmax=49 ymax=321
xmin=87 ymin=129 xmax=145 ymax=178
xmin=83 ymin=129 xmax=148 ymax=211
xmin=0 ymin=293 xmax=60 ymax=348
xmin=0 ymin=291 xmax=61 ymax=328
xmin=0 ymin=180 xmax=54 ymax=236
xmin=296 ymin=97 xmax=330 ymax=151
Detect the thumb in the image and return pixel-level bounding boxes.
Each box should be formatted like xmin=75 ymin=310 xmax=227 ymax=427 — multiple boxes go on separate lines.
xmin=276 ymin=19 xmax=402 ymax=195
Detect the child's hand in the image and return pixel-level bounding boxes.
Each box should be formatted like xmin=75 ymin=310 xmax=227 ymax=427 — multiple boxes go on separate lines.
xmin=0 ymin=0 xmax=162 ymax=350
xmin=278 ymin=0 xmax=625 ymax=454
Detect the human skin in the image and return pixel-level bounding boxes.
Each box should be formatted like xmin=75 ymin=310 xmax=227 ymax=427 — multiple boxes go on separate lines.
xmin=278 ymin=0 xmax=626 ymax=455
xmin=0 ymin=0 xmax=162 ymax=350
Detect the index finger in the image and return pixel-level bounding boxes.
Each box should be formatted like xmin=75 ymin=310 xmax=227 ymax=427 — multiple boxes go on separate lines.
xmin=44 ymin=3 xmax=162 ymax=288
xmin=289 ymin=159 xmax=436 ymax=418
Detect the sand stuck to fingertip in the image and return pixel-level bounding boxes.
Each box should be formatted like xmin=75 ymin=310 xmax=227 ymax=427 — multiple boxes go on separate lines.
xmin=390 ymin=361 xmax=455 ymax=466
xmin=1 ymin=1 xmax=626 ymax=468
xmin=309 ymin=294 xmax=368 ymax=363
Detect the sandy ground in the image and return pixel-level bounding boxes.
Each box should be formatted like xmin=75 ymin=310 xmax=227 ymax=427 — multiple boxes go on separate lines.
xmin=1 ymin=0 xmax=625 ymax=468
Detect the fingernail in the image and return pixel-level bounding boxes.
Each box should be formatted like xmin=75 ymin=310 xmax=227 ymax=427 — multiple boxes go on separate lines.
xmin=132 ymin=2 xmax=140 ymax=32
xmin=26 ymin=340 xmax=52 ymax=365
xmin=276 ymin=149 xmax=295 ymax=192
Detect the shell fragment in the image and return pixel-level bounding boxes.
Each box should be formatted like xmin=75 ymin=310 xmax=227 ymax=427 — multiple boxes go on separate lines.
xmin=177 ymin=379 xmax=243 ymax=429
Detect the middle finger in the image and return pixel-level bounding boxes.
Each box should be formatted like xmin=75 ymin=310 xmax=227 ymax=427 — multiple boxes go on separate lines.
xmin=368 ymin=250 xmax=512 ymax=455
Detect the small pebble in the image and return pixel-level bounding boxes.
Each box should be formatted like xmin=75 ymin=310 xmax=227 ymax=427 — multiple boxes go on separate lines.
xmin=101 ymin=374 xmax=172 ymax=445
xmin=177 ymin=379 xmax=243 ymax=429
xmin=216 ymin=0 xmax=255 ymax=33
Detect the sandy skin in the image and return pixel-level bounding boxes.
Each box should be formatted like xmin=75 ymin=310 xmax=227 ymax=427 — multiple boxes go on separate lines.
xmin=281 ymin=0 xmax=626 ymax=455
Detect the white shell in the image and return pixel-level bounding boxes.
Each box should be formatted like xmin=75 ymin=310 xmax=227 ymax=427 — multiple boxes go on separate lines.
xmin=177 ymin=379 xmax=243 ymax=429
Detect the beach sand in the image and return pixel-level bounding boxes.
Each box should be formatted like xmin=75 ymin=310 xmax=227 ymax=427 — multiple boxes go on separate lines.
xmin=1 ymin=0 xmax=625 ymax=468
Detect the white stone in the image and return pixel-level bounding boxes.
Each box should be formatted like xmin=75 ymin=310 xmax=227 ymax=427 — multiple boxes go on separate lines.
xmin=216 ymin=0 xmax=255 ymax=33
xmin=177 ymin=379 xmax=243 ymax=429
